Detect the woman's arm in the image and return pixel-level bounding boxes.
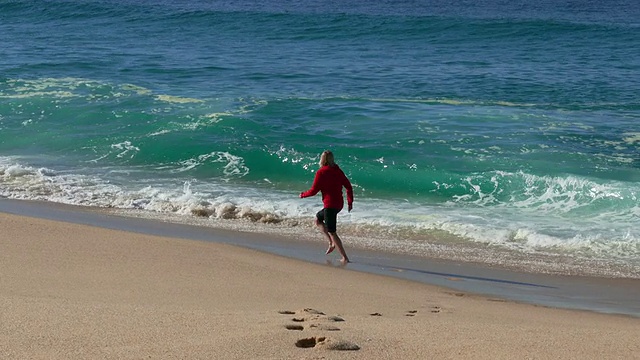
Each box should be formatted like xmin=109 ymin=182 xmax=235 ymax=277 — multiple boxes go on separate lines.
xmin=300 ymin=170 xmax=322 ymax=198
xmin=341 ymin=170 xmax=354 ymax=211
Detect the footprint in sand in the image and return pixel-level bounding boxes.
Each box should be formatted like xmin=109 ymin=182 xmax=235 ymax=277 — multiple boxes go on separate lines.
xmin=302 ymin=308 xmax=325 ymax=315
xmin=295 ymin=337 xmax=360 ymax=351
xmin=309 ymin=324 xmax=340 ymax=331
xmin=284 ymin=309 xmax=343 ymax=323
xmin=404 ymin=307 xmax=441 ymax=315
xmin=295 ymin=336 xmax=327 ymax=348
xmin=278 ymin=309 xmax=360 ymax=351
xmin=279 ymin=308 xmax=340 ymax=327
xmin=285 ymin=324 xmax=304 ymax=331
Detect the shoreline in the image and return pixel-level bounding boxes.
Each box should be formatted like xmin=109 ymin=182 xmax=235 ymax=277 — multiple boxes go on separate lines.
xmin=1 ymin=197 xmax=639 ymax=318
xmin=2 ymin=202 xmax=639 ymax=358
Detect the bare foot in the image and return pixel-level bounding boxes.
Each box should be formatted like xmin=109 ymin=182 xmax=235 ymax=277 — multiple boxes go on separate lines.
xmin=325 ymin=245 xmax=335 ymax=255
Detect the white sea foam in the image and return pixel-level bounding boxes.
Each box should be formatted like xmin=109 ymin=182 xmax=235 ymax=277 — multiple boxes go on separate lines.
xmin=367 ymin=97 xmax=537 ymax=107
xmin=110 ymin=141 xmax=140 ymax=159
xmin=270 ymin=146 xmax=319 ymax=172
xmin=235 ymin=98 xmax=268 ymax=114
xmin=0 ymin=91 xmax=77 ymax=99
xmin=120 ymin=84 xmax=152 ymax=95
xmin=437 ymin=170 xmax=635 ymax=216
xmin=171 ymin=112 xmax=231 ymax=132
xmin=622 ymin=132 xmax=640 ymax=145
xmin=203 ymin=112 xmax=232 ymax=122
xmin=174 ymin=151 xmax=249 ymax=177
xmin=147 ymin=129 xmax=171 ymax=136
xmin=1 ymin=78 xmax=214 ymax=110
xmin=155 ymin=95 xmax=204 ymax=104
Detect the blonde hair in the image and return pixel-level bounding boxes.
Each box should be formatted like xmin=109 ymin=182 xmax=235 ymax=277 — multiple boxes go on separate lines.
xmin=319 ymin=150 xmax=335 ymax=167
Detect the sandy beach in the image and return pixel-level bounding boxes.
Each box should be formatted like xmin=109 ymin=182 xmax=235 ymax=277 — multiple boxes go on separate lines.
xmin=1 ymin=211 xmax=639 ymax=359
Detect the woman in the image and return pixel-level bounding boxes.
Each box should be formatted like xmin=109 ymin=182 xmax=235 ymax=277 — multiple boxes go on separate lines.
xmin=300 ymin=150 xmax=354 ymax=263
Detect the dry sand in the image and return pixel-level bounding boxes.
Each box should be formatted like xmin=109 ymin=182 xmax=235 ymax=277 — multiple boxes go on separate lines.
xmin=1 ymin=212 xmax=638 ymax=359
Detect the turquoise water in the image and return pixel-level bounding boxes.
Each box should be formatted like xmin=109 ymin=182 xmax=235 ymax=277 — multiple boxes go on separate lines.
xmin=1 ymin=0 xmax=639 ymax=277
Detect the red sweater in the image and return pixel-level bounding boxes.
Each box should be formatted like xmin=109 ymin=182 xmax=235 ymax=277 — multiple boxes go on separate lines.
xmin=300 ymin=165 xmax=353 ymax=210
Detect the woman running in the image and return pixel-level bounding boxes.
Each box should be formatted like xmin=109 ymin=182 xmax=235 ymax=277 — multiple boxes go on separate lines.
xmin=300 ymin=150 xmax=354 ymax=263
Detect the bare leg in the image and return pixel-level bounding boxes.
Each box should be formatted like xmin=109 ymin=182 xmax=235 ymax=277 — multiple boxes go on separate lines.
xmin=328 ymin=232 xmax=349 ymax=263
xmin=315 ymin=219 xmax=335 ymax=253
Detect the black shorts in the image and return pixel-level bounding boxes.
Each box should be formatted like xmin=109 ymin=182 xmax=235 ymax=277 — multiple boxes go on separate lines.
xmin=316 ymin=208 xmax=341 ymax=233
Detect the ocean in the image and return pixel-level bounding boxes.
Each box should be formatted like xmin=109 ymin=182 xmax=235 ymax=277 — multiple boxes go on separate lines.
xmin=1 ymin=0 xmax=638 ymax=278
